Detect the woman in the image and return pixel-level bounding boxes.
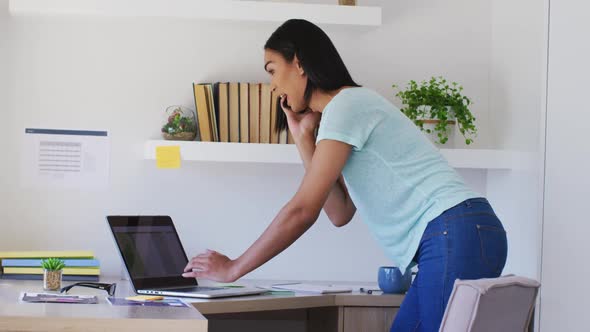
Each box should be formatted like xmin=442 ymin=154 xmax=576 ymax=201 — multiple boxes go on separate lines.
xmin=183 ymin=19 xmax=508 ymax=331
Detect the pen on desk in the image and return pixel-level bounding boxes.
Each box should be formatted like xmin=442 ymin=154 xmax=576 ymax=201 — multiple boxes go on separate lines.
xmin=359 ymin=287 xmax=380 ymax=294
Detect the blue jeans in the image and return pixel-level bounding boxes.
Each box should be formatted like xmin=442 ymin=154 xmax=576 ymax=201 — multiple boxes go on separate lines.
xmin=390 ymin=198 xmax=508 ymax=332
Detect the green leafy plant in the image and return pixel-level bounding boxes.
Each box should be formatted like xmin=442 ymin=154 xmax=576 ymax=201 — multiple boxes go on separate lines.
xmin=393 ymin=76 xmax=477 ymax=145
xmin=161 ymin=106 xmax=197 ymax=136
xmin=41 ymin=258 xmax=65 ymax=271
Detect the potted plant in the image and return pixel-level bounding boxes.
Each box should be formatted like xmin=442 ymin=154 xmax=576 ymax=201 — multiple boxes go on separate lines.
xmin=41 ymin=258 xmax=65 ymax=291
xmin=161 ymin=105 xmax=197 ymax=141
xmin=393 ymin=76 xmax=477 ymax=146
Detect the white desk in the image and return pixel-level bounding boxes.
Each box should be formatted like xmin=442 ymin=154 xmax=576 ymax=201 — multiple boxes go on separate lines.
xmin=0 ymin=279 xmax=206 ymax=332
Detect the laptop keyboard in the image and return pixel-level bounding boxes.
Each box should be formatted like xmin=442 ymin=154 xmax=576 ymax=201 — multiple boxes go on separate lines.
xmin=167 ymin=286 xmax=224 ymax=292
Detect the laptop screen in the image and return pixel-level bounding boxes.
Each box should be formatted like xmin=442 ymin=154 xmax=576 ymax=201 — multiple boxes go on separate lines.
xmin=107 ymin=216 xmax=197 ymax=290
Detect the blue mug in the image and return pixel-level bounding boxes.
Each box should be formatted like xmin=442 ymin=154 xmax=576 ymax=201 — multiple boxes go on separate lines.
xmin=378 ymin=266 xmax=412 ymax=294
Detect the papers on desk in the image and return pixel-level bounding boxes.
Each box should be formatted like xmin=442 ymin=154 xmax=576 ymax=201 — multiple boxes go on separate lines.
xmin=271 ymin=283 xmax=352 ymax=294
xmin=107 ymin=297 xmax=189 ymax=307
xmin=21 ymin=292 xmax=98 ymax=304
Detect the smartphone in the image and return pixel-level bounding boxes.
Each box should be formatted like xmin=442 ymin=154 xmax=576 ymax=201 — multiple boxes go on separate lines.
xmin=281 ymin=96 xmax=291 ymax=111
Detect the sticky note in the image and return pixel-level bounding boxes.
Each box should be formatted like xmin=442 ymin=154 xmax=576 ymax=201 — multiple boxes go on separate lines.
xmin=125 ymin=295 xmax=164 ymax=301
xmin=156 ymin=146 xmax=181 ymax=169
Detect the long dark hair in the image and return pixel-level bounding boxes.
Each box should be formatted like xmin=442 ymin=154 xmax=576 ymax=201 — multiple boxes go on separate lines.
xmin=264 ymin=19 xmax=360 ymax=132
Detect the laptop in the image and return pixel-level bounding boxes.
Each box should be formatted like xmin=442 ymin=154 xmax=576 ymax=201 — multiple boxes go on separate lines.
xmin=106 ymin=215 xmax=266 ymax=299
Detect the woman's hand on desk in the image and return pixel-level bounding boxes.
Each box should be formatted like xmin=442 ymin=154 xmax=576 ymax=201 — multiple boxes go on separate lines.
xmin=182 ymin=249 xmax=239 ymax=282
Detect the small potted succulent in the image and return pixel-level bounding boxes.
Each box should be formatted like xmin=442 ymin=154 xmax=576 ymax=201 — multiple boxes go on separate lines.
xmin=393 ymin=76 xmax=477 ymax=146
xmin=161 ymin=105 xmax=197 ymax=141
xmin=42 ymin=258 xmax=65 ymax=291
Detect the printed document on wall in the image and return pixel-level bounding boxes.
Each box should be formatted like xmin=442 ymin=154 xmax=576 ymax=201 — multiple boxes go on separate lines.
xmin=22 ymin=128 xmax=110 ymax=189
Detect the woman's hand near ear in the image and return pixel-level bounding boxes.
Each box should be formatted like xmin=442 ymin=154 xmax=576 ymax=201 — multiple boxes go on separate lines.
xmin=281 ymin=94 xmax=321 ymax=142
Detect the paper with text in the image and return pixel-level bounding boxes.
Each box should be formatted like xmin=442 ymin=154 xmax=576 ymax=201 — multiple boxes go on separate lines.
xmin=22 ymin=128 xmax=110 ymax=189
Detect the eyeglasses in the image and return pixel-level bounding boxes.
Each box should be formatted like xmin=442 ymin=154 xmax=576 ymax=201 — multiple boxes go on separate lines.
xmin=60 ymin=282 xmax=117 ymax=297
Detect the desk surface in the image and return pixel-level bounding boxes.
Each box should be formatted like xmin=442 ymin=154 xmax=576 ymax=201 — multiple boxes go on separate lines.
xmin=189 ymin=279 xmax=404 ymax=315
xmin=0 ymin=278 xmax=404 ymax=332
xmin=0 ymin=278 xmax=207 ymax=332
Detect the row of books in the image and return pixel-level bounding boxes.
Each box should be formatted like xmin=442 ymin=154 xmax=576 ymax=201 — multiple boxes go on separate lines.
xmin=0 ymin=250 xmax=100 ymax=282
xmin=193 ymin=82 xmax=294 ymax=144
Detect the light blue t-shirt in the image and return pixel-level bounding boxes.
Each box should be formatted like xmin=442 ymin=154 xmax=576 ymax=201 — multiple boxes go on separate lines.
xmin=316 ymin=87 xmax=478 ymax=272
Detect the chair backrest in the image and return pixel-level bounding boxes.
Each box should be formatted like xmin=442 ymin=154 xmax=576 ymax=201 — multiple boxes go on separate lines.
xmin=439 ymin=275 xmax=541 ymax=332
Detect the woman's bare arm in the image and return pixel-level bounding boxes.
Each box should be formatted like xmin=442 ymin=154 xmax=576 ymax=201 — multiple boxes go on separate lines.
xmin=293 ymin=133 xmax=356 ymax=227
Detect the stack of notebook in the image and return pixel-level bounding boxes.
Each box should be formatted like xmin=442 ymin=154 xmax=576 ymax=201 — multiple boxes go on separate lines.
xmin=0 ymin=250 xmax=100 ymax=281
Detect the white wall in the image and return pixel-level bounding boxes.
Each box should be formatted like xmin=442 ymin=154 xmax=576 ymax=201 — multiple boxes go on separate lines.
xmin=486 ymin=0 xmax=545 ymax=282
xmin=0 ymin=1 xmax=10 ymax=246
xmin=1 ymin=0 xmax=497 ymax=282
xmin=541 ymin=1 xmax=590 ymax=330
xmin=489 ymin=0 xmax=544 ymax=151
xmin=0 ymin=3 xmax=6 ymax=107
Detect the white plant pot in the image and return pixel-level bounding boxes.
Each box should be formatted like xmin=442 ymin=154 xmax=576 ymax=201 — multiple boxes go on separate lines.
xmin=421 ymin=119 xmax=457 ymax=148
xmin=416 ymin=105 xmax=457 ymax=148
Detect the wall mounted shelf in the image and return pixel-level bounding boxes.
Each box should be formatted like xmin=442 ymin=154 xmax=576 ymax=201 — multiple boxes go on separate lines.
xmin=144 ymin=140 xmax=530 ymax=170
xmin=9 ymin=0 xmax=382 ymax=27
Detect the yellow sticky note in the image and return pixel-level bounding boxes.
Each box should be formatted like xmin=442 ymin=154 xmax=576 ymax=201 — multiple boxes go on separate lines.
xmin=156 ymin=146 xmax=181 ymax=169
